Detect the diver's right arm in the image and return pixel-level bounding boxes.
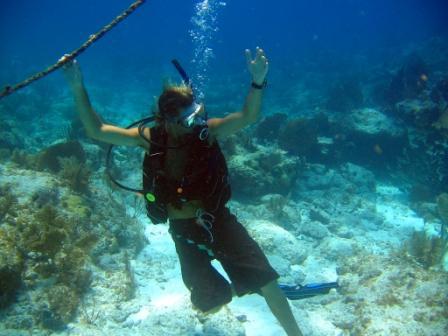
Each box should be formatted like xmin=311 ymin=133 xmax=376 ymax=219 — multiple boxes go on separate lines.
xmin=62 ymin=58 xmax=149 ymax=149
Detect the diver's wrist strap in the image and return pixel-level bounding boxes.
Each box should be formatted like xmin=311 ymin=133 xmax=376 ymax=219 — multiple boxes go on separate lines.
xmin=251 ymin=79 xmax=267 ymax=90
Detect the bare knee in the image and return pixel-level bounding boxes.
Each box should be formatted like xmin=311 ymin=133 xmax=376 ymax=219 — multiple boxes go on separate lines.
xmin=260 ymin=279 xmax=280 ymax=296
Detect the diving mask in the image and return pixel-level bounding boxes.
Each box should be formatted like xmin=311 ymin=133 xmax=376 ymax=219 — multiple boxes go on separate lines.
xmin=176 ymin=101 xmax=206 ymax=128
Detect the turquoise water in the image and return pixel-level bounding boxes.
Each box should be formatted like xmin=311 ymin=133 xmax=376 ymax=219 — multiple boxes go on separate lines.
xmin=1 ymin=1 xmax=447 ymax=335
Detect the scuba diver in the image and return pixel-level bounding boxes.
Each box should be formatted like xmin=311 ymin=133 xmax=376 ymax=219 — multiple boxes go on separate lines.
xmin=62 ymin=47 xmax=304 ymax=336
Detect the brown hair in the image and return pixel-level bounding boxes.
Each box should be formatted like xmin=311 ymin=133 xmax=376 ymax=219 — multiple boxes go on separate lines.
xmin=156 ymin=85 xmax=194 ymax=122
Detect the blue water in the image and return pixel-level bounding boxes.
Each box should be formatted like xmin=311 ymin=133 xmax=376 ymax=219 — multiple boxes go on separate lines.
xmin=1 ymin=0 xmax=447 ymax=110
xmin=1 ymin=1 xmax=448 ymax=335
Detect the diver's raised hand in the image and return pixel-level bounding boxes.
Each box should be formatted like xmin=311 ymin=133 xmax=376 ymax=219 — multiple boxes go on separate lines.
xmin=59 ymin=55 xmax=84 ymax=88
xmin=245 ymin=47 xmax=269 ymax=85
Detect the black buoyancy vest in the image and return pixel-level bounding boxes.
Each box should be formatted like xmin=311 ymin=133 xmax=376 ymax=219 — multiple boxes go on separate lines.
xmin=142 ymin=126 xmax=231 ymax=224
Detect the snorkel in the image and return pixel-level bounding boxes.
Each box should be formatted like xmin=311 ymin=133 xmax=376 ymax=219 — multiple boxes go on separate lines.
xmin=170 ymin=59 xmax=209 ymax=140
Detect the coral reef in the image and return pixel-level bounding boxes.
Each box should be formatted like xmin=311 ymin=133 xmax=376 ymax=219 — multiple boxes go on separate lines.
xmin=0 ymin=184 xmax=18 ymax=222
xmin=261 ymin=193 xmax=290 ymax=219
xmin=227 ymin=143 xmax=303 ymax=199
xmin=9 ymin=140 xmax=93 ymax=194
xmin=0 ymin=164 xmax=145 ymax=331
xmin=405 ymin=230 xmax=446 ymax=269
xmin=31 ymin=186 xmax=60 ymax=209
xmin=1 ymin=20 xmax=448 ymax=336
xmin=335 ymin=250 xmax=448 ymax=335
xmin=58 ymin=156 xmax=91 ymax=194
xmin=278 ymin=117 xmax=319 ymax=157
xmin=37 ymin=140 xmax=86 ymax=173
xmin=0 ymin=188 xmax=39 ymax=309
xmin=60 ymin=194 xmax=91 ymax=219
xmin=43 ymin=284 xmax=80 ymax=329
xmin=0 ymin=226 xmax=23 ymax=309
xmin=339 ymin=107 xmax=408 ymax=169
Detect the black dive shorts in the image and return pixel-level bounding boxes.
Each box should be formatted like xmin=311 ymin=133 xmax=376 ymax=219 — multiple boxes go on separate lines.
xmin=169 ymin=207 xmax=279 ymax=312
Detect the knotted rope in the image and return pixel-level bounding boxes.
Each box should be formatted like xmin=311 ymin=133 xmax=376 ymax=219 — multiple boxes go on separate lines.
xmin=0 ymin=0 xmax=146 ymax=99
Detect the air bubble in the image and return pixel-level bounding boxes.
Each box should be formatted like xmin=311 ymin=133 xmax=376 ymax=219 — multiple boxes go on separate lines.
xmin=189 ymin=0 xmax=225 ymax=101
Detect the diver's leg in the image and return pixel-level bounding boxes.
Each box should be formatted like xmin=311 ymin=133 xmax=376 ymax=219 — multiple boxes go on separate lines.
xmin=173 ymin=237 xmax=232 ymax=313
xmin=211 ymin=209 xmax=300 ymax=333
xmin=260 ymin=279 xmax=303 ymax=336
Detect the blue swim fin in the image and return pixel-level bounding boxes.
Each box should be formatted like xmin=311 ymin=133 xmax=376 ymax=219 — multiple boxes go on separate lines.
xmin=279 ymin=282 xmax=339 ymax=300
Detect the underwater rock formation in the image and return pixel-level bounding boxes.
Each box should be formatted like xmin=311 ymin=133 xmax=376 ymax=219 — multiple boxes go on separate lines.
xmin=227 ymin=143 xmax=303 ymax=199
xmin=255 ymin=113 xmax=338 ymax=165
xmin=337 ymin=108 xmax=408 ymax=170
xmin=337 ymin=251 xmax=448 ymax=335
xmin=0 ymin=164 xmax=145 ymax=331
xmin=246 ymin=220 xmax=308 ymax=267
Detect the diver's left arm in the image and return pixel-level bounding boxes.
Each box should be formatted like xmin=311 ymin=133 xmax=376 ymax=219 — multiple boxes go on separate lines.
xmin=208 ymin=47 xmax=268 ymax=138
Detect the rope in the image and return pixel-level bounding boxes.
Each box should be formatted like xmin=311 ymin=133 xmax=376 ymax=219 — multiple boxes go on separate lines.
xmin=0 ymin=0 xmax=146 ymax=100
